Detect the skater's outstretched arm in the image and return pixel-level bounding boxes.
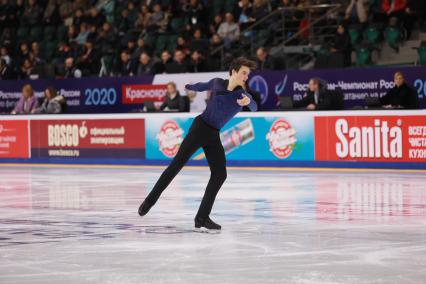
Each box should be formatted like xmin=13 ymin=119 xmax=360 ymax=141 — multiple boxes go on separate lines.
xmin=185 ymin=78 xmax=218 ymax=92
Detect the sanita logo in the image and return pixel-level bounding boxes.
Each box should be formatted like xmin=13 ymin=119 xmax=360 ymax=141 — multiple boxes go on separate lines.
xmin=266 ymin=118 xmax=297 ymax=159
xmin=249 ymin=75 xmax=268 ymax=104
xmin=335 ymin=119 xmax=402 ymax=159
xmin=156 ymin=120 xmax=184 ymax=158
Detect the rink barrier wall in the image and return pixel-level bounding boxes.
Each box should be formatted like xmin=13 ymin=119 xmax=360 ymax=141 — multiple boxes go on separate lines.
xmin=1 ymin=66 xmax=425 ymax=113
xmin=1 ymin=110 xmax=425 ymax=169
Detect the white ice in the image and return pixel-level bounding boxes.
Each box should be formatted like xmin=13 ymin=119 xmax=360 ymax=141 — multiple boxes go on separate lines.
xmin=1 ymin=165 xmax=426 ymax=284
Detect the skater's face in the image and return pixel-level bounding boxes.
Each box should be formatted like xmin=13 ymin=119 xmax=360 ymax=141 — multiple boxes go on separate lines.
xmin=232 ymin=66 xmax=250 ymax=86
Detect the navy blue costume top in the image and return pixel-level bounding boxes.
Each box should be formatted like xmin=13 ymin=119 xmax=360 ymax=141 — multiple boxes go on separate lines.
xmin=185 ymin=78 xmax=258 ymax=130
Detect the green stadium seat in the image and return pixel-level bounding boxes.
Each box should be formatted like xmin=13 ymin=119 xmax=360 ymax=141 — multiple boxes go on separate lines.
xmin=356 ymin=47 xmax=371 ymax=66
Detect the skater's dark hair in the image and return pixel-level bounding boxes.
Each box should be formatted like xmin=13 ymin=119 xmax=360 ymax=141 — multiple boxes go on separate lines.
xmin=229 ymin=57 xmax=257 ymax=75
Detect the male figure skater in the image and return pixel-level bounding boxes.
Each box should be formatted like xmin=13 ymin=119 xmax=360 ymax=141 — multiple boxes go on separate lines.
xmin=138 ymin=57 xmax=258 ymax=231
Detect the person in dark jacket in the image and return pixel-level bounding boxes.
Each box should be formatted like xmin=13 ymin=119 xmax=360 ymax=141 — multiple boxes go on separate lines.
xmin=157 ymin=82 xmax=188 ymax=112
xmin=380 ymin=71 xmax=419 ymax=109
xmin=293 ymin=78 xmax=334 ymax=110
xmin=330 ymin=24 xmax=351 ymax=67
xmin=138 ymin=57 xmax=258 ymax=231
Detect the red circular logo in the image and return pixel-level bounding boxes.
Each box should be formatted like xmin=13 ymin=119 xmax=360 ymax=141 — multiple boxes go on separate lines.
xmin=156 ymin=120 xmax=184 ymax=158
xmin=266 ymin=119 xmax=297 ymax=159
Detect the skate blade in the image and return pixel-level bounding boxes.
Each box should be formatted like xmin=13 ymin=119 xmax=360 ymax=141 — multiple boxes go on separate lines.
xmin=193 ymin=227 xmax=221 ymax=234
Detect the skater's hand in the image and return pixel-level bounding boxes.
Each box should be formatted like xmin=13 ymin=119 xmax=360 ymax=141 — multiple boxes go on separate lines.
xmin=237 ymin=94 xmax=250 ymax=106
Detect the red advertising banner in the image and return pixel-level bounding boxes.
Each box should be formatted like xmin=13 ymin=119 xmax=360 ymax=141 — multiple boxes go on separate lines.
xmin=315 ymin=116 xmax=426 ymax=162
xmin=122 ymin=84 xmax=167 ymax=104
xmin=31 ymin=119 xmax=145 ymax=158
xmin=0 ymin=120 xmax=29 ymax=158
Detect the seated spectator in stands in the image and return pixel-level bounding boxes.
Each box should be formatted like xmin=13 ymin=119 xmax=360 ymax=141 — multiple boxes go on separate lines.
xmin=43 ymin=0 xmax=61 ymax=26
xmin=330 ymin=24 xmax=351 ymax=67
xmin=0 ymin=58 xmax=15 ymax=80
xmin=380 ymin=71 xmax=419 ymax=109
xmin=114 ymin=50 xmax=134 ymax=76
xmin=19 ymin=58 xmax=33 ymax=79
xmin=132 ymin=38 xmax=150 ymax=60
xmin=191 ymin=28 xmax=209 ymax=53
xmin=86 ymin=7 xmax=105 ymax=28
xmin=72 ymin=8 xmax=86 ymax=28
xmin=157 ymin=82 xmax=188 ymax=112
xmin=11 ymin=84 xmax=38 ymax=114
xmin=236 ymin=0 xmax=255 ymax=30
xmin=209 ymin=14 xmax=223 ymax=36
xmin=17 ymin=42 xmax=31 ymax=69
xmin=183 ymin=0 xmax=206 ymax=31
xmin=256 ymin=47 xmax=276 ymax=70
xmin=176 ymin=36 xmax=191 ymax=56
xmin=33 ymin=87 xmax=65 ymax=114
xmin=0 ymin=46 xmax=12 ymax=66
xmin=135 ymin=52 xmax=155 ymax=75
xmin=217 ymin=13 xmax=240 ymax=49
xmin=344 ymin=0 xmax=368 ymax=27
xmin=293 ymin=78 xmax=334 ymax=110
xmin=154 ymin=50 xmax=173 ymax=74
xmin=118 ymin=8 xmax=133 ymax=36
xmin=146 ymin=3 xmax=169 ymax=33
xmin=252 ymin=0 xmax=270 ymax=26
xmin=73 ymin=22 xmax=90 ymax=45
xmin=165 ymin=49 xmax=190 ymax=73
xmin=96 ymin=22 xmax=117 ymax=54
xmin=134 ymin=4 xmax=150 ymax=31
xmin=64 ymin=57 xmax=82 ymax=78
xmin=78 ymin=41 xmax=100 ymax=76
xmin=21 ymin=0 xmax=43 ymax=27
xmin=189 ymin=50 xmax=208 ymax=72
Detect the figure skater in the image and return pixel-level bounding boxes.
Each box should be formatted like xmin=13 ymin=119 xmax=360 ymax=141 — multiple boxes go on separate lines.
xmin=138 ymin=57 xmax=258 ymax=231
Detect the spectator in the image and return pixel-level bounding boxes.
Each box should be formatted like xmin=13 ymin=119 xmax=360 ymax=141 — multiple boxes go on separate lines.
xmin=17 ymin=42 xmax=30 ymax=68
xmin=21 ymin=0 xmax=43 ymax=27
xmin=293 ymin=78 xmax=333 ymax=110
xmin=176 ymin=36 xmax=191 ymax=55
xmin=118 ymin=8 xmax=133 ymax=36
xmin=330 ymin=24 xmax=351 ymax=67
xmin=64 ymin=57 xmax=82 ymax=78
xmin=11 ymin=84 xmax=38 ymax=114
xmin=165 ymin=49 xmax=190 ymax=73
xmin=209 ymin=14 xmax=223 ymax=35
xmin=146 ymin=3 xmax=169 ymax=33
xmin=0 ymin=58 xmax=15 ymax=80
xmin=135 ymin=4 xmax=150 ymax=30
xmin=33 ymin=87 xmax=66 ymax=114
xmin=72 ymin=8 xmax=86 ymax=28
xmin=74 ymin=22 xmax=90 ymax=45
xmin=380 ymin=71 xmax=419 ymax=109
xmin=154 ymin=50 xmax=173 ymax=73
xmin=86 ymin=7 xmax=105 ymax=28
xmin=183 ymin=0 xmax=205 ymax=31
xmin=78 ymin=41 xmax=100 ymax=76
xmin=189 ymin=50 xmax=208 ymax=72
xmin=114 ymin=50 xmax=134 ymax=76
xmin=157 ymin=82 xmax=188 ymax=112
xmin=135 ymin=52 xmax=155 ymax=75
xmin=19 ymin=58 xmax=33 ymax=79
xmin=0 ymin=46 xmax=11 ymax=66
xmin=344 ymin=0 xmax=369 ymax=26
xmin=96 ymin=22 xmax=117 ymax=54
xmin=132 ymin=38 xmax=149 ymax=60
xmin=43 ymin=0 xmax=61 ymax=26
xmin=217 ymin=13 xmax=240 ymax=48
xmin=236 ymin=0 xmax=255 ymax=30
xmin=191 ymin=28 xmax=209 ymax=53
xmin=252 ymin=0 xmax=270 ymax=24
xmin=256 ymin=47 xmax=276 ymax=70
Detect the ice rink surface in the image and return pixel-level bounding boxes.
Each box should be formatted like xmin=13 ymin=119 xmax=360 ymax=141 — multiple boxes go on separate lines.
xmin=1 ymin=164 xmax=425 ymax=284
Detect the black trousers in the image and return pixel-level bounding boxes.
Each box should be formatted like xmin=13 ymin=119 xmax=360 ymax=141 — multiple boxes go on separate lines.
xmin=145 ymin=116 xmax=227 ymax=218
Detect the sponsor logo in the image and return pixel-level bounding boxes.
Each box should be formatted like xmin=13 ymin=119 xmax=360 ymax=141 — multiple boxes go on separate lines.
xmin=156 ymin=120 xmax=184 ymax=158
xmin=335 ymin=118 xmax=403 ymax=159
xmin=266 ymin=118 xmax=297 ymax=159
xmin=275 ymin=75 xmax=288 ymax=96
xmin=122 ymin=85 xmax=167 ymax=104
xmin=48 ymin=122 xmax=88 ymax=147
xmin=249 ymin=75 xmax=268 ymax=104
